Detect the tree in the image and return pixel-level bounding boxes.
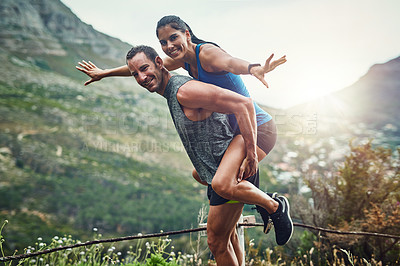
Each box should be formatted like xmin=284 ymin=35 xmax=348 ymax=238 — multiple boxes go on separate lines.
xmin=301 ymin=141 xmax=400 ymax=263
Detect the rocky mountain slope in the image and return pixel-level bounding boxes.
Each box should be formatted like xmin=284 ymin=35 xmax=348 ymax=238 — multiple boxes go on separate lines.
xmin=0 ymin=0 xmax=131 ymax=78
xmin=0 ymin=0 xmax=203 ymax=253
xmin=333 ymin=56 xmax=400 ymax=128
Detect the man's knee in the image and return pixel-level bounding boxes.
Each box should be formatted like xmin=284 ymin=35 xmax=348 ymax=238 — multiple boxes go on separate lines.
xmin=230 ymin=230 xmax=239 ymax=244
xmin=207 ymin=230 xmax=229 ymax=255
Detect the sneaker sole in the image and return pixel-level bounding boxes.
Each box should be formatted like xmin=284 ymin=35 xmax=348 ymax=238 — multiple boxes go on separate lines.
xmin=257 ymin=192 xmax=278 ymax=235
xmin=277 ymin=195 xmax=294 ymax=245
xmin=264 ymin=218 xmax=273 ymax=234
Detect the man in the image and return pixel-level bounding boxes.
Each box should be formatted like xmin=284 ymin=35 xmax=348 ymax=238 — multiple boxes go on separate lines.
xmin=126 ymin=45 xmax=293 ymax=266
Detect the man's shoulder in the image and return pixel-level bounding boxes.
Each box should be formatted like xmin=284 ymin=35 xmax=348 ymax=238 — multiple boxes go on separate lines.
xmin=164 ymin=75 xmax=193 ymax=100
xmin=170 ymin=74 xmax=193 ymax=84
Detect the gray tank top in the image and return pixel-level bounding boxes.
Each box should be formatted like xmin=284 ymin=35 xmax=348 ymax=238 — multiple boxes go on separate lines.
xmin=163 ymin=75 xmax=234 ymax=184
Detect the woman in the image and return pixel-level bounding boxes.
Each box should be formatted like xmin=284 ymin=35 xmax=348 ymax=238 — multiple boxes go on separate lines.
xmin=76 ymin=15 xmax=285 ymax=168
xmin=76 ymin=15 xmax=286 ymax=232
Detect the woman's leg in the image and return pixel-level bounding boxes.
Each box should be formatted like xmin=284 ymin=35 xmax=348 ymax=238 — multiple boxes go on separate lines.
xmin=191 ymin=119 xmax=276 ymax=186
xmin=211 ymin=135 xmax=278 ymax=213
xmin=211 ymin=134 xmax=293 ymax=246
xmin=256 ymin=119 xmax=277 ymax=160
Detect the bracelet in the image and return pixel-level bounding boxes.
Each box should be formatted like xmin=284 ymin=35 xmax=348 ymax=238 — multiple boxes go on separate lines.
xmin=248 ymin=63 xmax=261 ymax=74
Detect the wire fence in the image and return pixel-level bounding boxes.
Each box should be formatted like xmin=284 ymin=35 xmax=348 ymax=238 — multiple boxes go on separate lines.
xmin=1 ymin=222 xmax=399 ymax=263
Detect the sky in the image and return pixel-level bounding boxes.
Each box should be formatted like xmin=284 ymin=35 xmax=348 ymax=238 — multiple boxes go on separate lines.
xmin=61 ymin=0 xmax=400 ymax=109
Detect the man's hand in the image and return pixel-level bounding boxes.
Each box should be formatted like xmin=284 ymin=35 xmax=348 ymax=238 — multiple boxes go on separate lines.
xmin=237 ymin=153 xmax=258 ymax=182
xmin=250 ymin=54 xmax=287 ymax=88
xmin=75 ymin=60 xmax=104 ymax=86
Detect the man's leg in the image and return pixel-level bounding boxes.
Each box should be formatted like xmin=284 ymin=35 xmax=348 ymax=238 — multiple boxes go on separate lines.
xmin=230 ymin=229 xmax=243 ymax=265
xmin=207 ymin=202 xmax=244 ymax=266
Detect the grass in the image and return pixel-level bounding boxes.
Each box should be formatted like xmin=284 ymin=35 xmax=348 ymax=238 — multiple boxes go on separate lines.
xmin=1 ymin=220 xmax=387 ymax=266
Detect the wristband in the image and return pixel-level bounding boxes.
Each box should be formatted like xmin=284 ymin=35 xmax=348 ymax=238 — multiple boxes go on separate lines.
xmin=248 ymin=63 xmax=261 ymax=74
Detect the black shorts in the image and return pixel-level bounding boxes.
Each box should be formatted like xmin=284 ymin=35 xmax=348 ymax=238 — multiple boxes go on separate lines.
xmin=207 ymin=170 xmax=260 ymax=206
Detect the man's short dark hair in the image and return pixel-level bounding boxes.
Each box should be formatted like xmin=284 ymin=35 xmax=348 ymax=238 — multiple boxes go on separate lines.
xmin=126 ymin=45 xmax=159 ymax=64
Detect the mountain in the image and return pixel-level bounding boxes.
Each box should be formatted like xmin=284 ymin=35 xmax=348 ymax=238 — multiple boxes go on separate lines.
xmin=333 ymin=56 xmax=400 ymax=127
xmin=287 ymin=56 xmax=400 ymax=141
xmin=0 ymin=0 xmax=131 ymax=78
xmin=0 ymin=0 xmax=204 ymax=254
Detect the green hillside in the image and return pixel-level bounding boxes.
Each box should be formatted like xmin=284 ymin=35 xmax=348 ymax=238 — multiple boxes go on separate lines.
xmin=0 ymin=45 xmax=206 ymax=252
xmin=0 ymin=0 xmax=219 ymax=254
xmin=1 ymin=1 xmax=399 ymax=263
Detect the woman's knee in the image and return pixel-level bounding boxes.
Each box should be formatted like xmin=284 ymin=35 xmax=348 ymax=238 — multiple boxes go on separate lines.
xmin=211 ymin=178 xmax=235 ymax=199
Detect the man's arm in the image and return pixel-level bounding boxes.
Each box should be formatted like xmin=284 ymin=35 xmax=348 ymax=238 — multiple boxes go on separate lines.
xmin=177 ymin=80 xmax=258 ymax=179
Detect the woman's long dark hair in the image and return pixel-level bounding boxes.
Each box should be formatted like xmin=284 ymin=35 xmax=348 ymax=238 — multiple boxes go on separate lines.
xmin=156 ymin=15 xmax=219 ymax=47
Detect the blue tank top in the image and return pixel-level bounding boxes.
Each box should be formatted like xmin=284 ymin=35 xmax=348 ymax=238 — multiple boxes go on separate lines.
xmin=184 ymin=43 xmax=272 ymax=132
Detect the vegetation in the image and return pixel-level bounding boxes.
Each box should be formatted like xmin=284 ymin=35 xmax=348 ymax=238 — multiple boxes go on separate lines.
xmin=295 ymin=141 xmax=400 ymax=264
xmin=1 ymin=5 xmax=399 ymax=263
xmin=0 ymin=52 xmax=203 ymax=255
xmin=2 ymin=141 xmax=400 ymax=264
xmin=0 ymin=218 xmax=393 ymax=265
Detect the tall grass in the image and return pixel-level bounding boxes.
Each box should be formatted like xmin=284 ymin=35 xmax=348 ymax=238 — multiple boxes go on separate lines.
xmin=0 ymin=220 xmax=385 ymax=266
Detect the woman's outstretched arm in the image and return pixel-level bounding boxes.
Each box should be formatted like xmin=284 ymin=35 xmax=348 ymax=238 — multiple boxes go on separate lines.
xmin=249 ymin=54 xmax=287 ymax=88
xmin=75 ymin=60 xmax=131 ymax=86
xmin=199 ymin=44 xmax=287 ymax=88
xmin=76 ymin=58 xmax=184 ymax=86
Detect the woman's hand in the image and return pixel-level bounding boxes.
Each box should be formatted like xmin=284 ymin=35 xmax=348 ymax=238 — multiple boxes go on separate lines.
xmin=250 ymin=54 xmax=287 ymax=88
xmin=76 ymin=60 xmax=105 ymax=86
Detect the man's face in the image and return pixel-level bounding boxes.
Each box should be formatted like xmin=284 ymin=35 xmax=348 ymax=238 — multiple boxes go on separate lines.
xmin=127 ymin=52 xmax=163 ymax=94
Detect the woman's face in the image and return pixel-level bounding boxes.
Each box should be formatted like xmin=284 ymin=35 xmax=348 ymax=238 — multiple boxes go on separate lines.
xmin=157 ymin=25 xmax=190 ymax=60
